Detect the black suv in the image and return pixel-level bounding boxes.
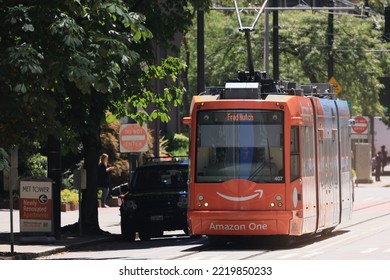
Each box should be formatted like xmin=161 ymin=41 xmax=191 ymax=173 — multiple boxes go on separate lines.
xmin=120 ymin=157 xmax=189 ymax=241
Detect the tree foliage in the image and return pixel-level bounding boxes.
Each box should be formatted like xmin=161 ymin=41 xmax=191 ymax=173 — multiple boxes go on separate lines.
xmin=0 ymin=0 xmax=203 ymax=234
xmin=278 ymin=11 xmax=389 ymax=117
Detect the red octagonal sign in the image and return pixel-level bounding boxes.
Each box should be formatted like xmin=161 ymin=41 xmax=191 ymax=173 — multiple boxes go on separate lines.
xmin=352 ymin=116 xmax=369 ymax=134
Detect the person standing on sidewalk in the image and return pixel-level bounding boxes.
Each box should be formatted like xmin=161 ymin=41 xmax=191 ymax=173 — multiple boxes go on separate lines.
xmin=380 ymin=145 xmax=388 ymax=174
xmin=374 ymin=152 xmax=382 ymax=182
xmin=98 ymin=153 xmax=114 ymax=208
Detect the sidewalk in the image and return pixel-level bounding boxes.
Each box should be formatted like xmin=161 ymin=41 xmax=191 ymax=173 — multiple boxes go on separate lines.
xmin=0 ymin=206 xmax=121 ymax=260
xmin=355 ymin=163 xmax=390 ymax=188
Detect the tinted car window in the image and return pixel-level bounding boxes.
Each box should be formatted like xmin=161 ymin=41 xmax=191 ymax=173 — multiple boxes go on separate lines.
xmin=132 ymin=165 xmax=188 ymax=189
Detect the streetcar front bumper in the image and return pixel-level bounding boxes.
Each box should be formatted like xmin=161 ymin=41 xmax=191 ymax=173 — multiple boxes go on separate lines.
xmin=188 ymin=210 xmax=302 ymax=236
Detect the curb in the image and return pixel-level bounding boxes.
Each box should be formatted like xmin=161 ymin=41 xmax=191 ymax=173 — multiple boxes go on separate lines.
xmin=0 ymin=235 xmax=114 ymax=260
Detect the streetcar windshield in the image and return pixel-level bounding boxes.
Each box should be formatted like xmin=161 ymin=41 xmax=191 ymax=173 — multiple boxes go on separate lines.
xmin=196 ymin=110 xmax=284 ymax=183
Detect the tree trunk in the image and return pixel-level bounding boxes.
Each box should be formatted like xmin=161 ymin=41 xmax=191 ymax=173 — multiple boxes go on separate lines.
xmin=66 ymin=81 xmax=107 ymax=235
xmin=81 ymin=132 xmax=101 ymax=234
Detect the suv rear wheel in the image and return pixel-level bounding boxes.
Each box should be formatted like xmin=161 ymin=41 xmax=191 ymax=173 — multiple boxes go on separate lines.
xmin=121 ymin=218 xmax=136 ymax=242
xmin=138 ymin=230 xmax=151 ymax=241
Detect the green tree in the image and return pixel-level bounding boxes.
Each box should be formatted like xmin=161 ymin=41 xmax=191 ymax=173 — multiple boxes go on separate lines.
xmin=278 ymin=11 xmax=388 ymax=117
xmin=0 ymin=0 xmax=206 ymax=234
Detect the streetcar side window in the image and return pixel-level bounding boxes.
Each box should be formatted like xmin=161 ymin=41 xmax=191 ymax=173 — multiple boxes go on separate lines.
xmin=290 ymin=126 xmax=300 ymax=181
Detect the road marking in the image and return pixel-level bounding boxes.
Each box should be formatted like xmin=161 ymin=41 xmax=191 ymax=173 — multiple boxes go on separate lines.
xmin=301 ymin=251 xmax=323 ymax=258
xmin=361 ymin=248 xmax=378 ymax=254
xmin=278 ymin=253 xmax=300 ymax=259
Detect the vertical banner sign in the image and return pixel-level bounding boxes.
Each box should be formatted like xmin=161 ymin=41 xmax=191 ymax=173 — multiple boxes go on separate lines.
xmin=20 ymin=180 xmax=53 ymax=233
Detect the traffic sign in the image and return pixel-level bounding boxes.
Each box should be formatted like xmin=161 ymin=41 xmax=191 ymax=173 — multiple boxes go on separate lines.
xmin=328 ymin=76 xmax=342 ymax=95
xmin=351 ymin=116 xmax=369 ymax=134
xmin=119 ymin=124 xmax=148 ymax=153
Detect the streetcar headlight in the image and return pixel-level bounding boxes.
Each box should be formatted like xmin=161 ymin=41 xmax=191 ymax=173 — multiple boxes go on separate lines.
xmin=270 ymin=202 xmax=275 ymax=207
xmin=197 ymin=195 xmax=207 ymax=207
xmin=275 ymin=195 xmax=282 ymax=201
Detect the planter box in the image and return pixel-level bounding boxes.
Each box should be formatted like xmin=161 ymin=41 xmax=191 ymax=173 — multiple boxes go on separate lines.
xmin=70 ymin=203 xmax=79 ymax=211
xmin=61 ymin=203 xmax=71 ymax=212
xmin=61 ymin=203 xmax=79 ymax=212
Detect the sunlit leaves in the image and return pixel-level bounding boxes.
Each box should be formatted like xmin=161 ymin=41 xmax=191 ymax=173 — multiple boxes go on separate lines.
xmin=122 ymin=57 xmax=187 ymax=124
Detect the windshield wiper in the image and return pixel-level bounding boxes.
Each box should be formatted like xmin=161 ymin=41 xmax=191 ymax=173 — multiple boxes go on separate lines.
xmin=248 ymin=138 xmax=272 ymax=182
xmin=248 ymin=161 xmax=266 ymax=181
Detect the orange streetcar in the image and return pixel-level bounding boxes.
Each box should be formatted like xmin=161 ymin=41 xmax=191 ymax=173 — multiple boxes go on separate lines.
xmin=183 ymin=73 xmax=353 ymax=244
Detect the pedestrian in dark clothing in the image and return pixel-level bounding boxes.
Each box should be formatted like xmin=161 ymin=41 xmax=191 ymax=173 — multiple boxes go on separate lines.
xmin=98 ymin=153 xmax=114 ymax=208
xmin=374 ymin=152 xmax=382 ymax=182
xmin=380 ymin=145 xmax=388 ymax=173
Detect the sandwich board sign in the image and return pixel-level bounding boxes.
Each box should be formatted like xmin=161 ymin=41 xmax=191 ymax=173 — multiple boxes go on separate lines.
xmin=19 ymin=178 xmax=53 ymax=233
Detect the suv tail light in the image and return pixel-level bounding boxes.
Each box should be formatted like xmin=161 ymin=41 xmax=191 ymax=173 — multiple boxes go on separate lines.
xmin=177 ymin=196 xmax=188 ymax=208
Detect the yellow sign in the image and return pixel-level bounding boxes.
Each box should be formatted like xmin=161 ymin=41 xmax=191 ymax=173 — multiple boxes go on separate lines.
xmin=328 ymin=76 xmax=342 ymax=95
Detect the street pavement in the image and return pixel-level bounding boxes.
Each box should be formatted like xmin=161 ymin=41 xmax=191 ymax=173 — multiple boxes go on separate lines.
xmin=1 ymin=170 xmax=390 ymax=260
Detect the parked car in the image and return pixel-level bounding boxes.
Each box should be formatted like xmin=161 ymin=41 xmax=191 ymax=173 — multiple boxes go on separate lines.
xmin=119 ymin=156 xmax=189 ymax=241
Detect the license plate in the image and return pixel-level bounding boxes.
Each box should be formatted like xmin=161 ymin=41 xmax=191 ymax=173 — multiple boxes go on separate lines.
xmin=150 ymin=215 xmax=163 ymax=221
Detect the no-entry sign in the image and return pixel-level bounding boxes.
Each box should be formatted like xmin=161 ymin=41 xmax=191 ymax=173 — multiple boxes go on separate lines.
xmin=119 ymin=124 xmax=148 ymax=153
xmin=351 ymin=116 xmax=369 ymax=134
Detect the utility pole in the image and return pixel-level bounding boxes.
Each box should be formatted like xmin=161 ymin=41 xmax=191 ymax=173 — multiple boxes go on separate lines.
xmin=272 ymin=0 xmax=279 ymax=81
xmin=264 ymin=9 xmax=270 ymax=73
xmin=384 ymin=6 xmax=390 ymax=41
xmin=327 ymin=0 xmax=334 ymax=80
xmin=197 ymin=0 xmax=205 ymax=94
xmin=47 ymin=134 xmax=61 ymax=240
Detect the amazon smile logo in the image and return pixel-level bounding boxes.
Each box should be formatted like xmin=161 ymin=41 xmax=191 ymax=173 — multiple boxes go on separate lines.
xmin=216 ymin=189 xmax=263 ymax=202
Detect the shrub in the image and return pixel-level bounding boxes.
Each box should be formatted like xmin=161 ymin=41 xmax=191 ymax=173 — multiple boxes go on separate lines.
xmin=169 ymin=133 xmax=189 ymax=156
xmin=25 ymin=153 xmax=47 ymax=177
xmin=61 ymin=189 xmax=79 ymax=204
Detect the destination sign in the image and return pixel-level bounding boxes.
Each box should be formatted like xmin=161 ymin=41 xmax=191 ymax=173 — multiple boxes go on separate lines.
xmin=213 ymin=111 xmax=259 ymax=123
xmin=198 ymin=110 xmax=283 ymax=125
xmin=226 ymin=113 xmax=254 ymax=122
